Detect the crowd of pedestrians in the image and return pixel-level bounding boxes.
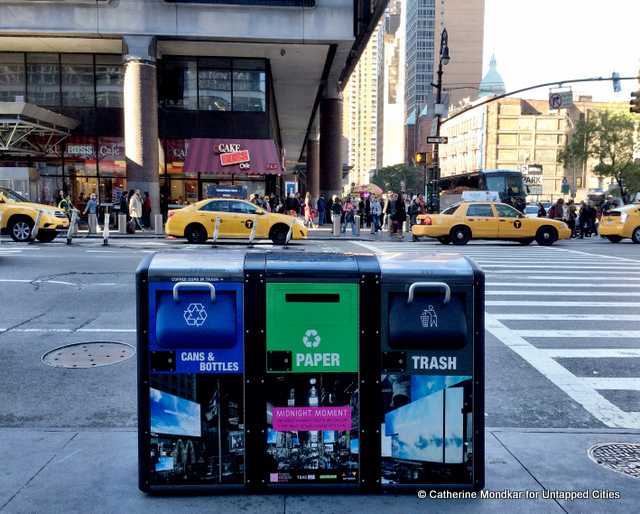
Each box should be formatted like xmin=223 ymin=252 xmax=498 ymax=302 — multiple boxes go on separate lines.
xmin=543 ymin=197 xmax=601 ymax=238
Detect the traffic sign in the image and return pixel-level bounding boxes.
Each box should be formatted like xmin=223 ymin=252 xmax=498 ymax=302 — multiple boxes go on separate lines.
xmin=549 ymin=91 xmax=573 ymax=110
xmin=427 ymin=137 xmax=448 ymax=144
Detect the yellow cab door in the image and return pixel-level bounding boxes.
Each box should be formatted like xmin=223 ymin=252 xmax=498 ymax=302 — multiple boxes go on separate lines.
xmin=196 ymin=199 xmax=234 ymax=237
xmin=495 ymin=203 xmax=531 ymax=238
xmin=463 ymin=203 xmax=499 ymax=238
xmin=228 ymin=200 xmax=269 ymax=238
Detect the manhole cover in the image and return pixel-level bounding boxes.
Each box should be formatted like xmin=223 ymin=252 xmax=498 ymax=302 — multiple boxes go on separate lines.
xmin=588 ymin=443 xmax=640 ymax=480
xmin=42 ymin=342 xmax=135 ymax=369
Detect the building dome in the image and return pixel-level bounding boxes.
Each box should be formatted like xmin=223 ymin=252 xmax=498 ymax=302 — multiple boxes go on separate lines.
xmin=478 ymin=54 xmax=506 ymax=98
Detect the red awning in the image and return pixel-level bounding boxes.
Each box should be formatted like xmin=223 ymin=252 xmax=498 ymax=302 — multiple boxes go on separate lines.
xmin=183 ymin=138 xmax=283 ymax=175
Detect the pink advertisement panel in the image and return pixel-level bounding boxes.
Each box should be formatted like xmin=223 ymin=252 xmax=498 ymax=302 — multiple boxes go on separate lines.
xmin=273 ymin=407 xmax=352 ymax=432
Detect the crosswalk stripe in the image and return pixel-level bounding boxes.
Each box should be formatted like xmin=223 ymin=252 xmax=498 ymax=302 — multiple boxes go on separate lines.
xmin=487 ymin=301 xmax=640 ymax=306
xmin=491 ymin=314 xmax=640 ymax=321
xmin=486 ymin=282 xmax=640 ymax=288
xmin=543 ymin=349 xmax=640 ymax=358
xmin=514 ymin=330 xmax=640 ymax=338
xmin=487 ymin=291 xmax=640 ymax=296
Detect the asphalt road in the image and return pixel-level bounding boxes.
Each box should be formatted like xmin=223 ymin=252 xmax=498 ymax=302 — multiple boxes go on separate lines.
xmin=1 ymin=234 xmax=639 ymax=431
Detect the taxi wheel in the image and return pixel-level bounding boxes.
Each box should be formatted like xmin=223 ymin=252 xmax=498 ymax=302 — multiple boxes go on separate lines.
xmin=632 ymin=227 xmax=640 ymax=244
xmin=606 ymin=236 xmax=623 ymax=243
xmin=437 ymin=236 xmax=451 ymax=244
xmin=9 ymin=216 xmax=34 ymax=242
xmin=450 ymin=226 xmax=471 ymax=245
xmin=270 ymin=225 xmax=288 ymax=245
xmin=185 ymin=223 xmax=207 ymax=244
xmin=536 ymin=226 xmax=557 ymax=246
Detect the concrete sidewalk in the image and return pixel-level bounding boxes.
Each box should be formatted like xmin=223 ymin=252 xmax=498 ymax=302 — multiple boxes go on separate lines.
xmin=1 ymin=427 xmax=638 ymax=513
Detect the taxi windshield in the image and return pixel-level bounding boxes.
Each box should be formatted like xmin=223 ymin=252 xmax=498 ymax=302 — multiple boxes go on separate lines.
xmin=0 ymin=187 xmax=28 ymax=203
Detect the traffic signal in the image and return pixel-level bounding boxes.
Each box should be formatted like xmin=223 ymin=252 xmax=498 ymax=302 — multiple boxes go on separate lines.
xmin=416 ymin=152 xmax=431 ymax=165
xmin=631 ymin=90 xmax=640 ymax=114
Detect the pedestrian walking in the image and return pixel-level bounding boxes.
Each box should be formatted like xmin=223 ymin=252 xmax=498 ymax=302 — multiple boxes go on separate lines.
xmin=143 ymin=192 xmax=152 ymax=228
xmin=129 ymin=189 xmax=145 ymax=231
xmin=83 ymin=192 xmax=100 ymax=230
xmin=342 ymin=197 xmax=356 ymax=236
xmin=317 ymin=194 xmax=326 ymax=226
xmin=409 ymin=195 xmax=422 ymax=242
xmin=395 ymin=192 xmax=406 ymax=239
xmin=120 ymin=191 xmax=129 ymax=222
xmin=371 ymin=196 xmax=382 ymax=233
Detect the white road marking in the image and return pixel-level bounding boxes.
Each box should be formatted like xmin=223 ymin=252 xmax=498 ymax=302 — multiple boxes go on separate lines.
xmin=493 ymin=314 xmax=640 ymax=321
xmin=487 ymin=301 xmax=640 ymax=307
xmin=514 ymin=330 xmax=640 ymax=338
xmin=543 ymin=349 xmax=640 ymax=358
xmin=487 ymin=282 xmax=640 ymax=288
xmin=487 ymin=291 xmax=640 ymax=296
xmin=485 ymin=314 xmax=640 ymax=429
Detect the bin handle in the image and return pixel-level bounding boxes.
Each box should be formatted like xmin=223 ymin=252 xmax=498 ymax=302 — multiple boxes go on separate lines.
xmin=173 ymin=282 xmax=216 ymax=303
xmin=407 ymin=282 xmax=450 ymax=305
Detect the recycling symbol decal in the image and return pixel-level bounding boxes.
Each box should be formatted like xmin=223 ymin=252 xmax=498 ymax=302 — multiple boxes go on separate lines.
xmin=184 ymin=303 xmax=208 ymax=327
xmin=303 ymin=329 xmax=321 ymax=347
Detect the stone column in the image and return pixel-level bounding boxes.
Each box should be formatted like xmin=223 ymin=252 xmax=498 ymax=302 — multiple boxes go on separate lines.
xmin=123 ymin=35 xmax=159 ymax=229
xmin=306 ymin=129 xmax=320 ymax=201
xmin=319 ymin=90 xmax=343 ymax=202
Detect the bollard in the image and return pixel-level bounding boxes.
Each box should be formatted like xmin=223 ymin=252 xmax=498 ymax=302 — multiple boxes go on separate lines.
xmin=212 ymin=216 xmax=221 ymax=247
xmin=118 ymin=214 xmax=127 ymax=235
xmin=404 ymin=218 xmax=411 ymax=233
xmin=248 ymin=216 xmax=258 ymax=247
xmin=333 ymin=216 xmax=341 ymax=236
xmin=103 ymin=213 xmax=110 ymax=246
xmin=354 ymin=215 xmax=361 ymax=236
xmin=66 ymin=209 xmax=79 ymax=245
xmin=284 ymin=219 xmax=294 ymax=245
xmin=88 ymin=213 xmax=97 ymax=234
xmin=371 ymin=217 xmax=376 ymax=234
xmin=154 ymin=214 xmax=164 ymax=235
xmin=29 ymin=210 xmax=43 ymax=244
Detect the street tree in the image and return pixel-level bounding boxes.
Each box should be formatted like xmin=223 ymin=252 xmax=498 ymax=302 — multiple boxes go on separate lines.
xmin=558 ymin=108 xmax=640 ymax=202
xmin=370 ymin=163 xmax=423 ymax=195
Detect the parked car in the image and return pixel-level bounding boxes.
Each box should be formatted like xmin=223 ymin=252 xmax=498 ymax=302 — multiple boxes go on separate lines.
xmin=598 ymin=204 xmax=640 ymax=243
xmin=524 ymin=205 xmax=539 ymax=218
xmin=411 ymin=201 xmax=571 ymax=246
xmin=0 ymin=186 xmax=69 ymax=242
xmin=165 ymin=197 xmax=307 ymax=244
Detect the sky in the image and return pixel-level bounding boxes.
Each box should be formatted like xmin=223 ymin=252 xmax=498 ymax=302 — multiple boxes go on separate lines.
xmin=482 ymin=0 xmax=640 ymax=103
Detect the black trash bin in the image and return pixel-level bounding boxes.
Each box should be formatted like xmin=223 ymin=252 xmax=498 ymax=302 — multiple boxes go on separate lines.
xmin=377 ymin=253 xmax=484 ymax=491
xmin=137 ymin=252 xmax=246 ymax=492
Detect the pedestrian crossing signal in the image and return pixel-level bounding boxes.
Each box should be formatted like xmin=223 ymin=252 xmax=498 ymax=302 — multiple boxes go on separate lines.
xmin=416 ymin=152 xmax=431 ymax=165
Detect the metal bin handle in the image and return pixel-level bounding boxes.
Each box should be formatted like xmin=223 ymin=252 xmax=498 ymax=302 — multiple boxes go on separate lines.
xmin=407 ymin=282 xmax=451 ymax=305
xmin=172 ymin=282 xmax=216 ymax=303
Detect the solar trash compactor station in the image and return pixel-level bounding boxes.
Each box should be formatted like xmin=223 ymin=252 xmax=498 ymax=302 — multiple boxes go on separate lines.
xmin=137 ymin=251 xmax=485 ymax=493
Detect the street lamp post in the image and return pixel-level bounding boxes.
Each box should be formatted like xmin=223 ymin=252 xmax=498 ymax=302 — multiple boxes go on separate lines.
xmin=431 ymin=28 xmax=450 ymax=213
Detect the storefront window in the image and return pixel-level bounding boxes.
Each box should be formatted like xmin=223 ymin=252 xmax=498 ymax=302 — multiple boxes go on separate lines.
xmin=232 ymin=70 xmax=265 ymax=112
xmin=96 ymin=55 xmax=123 ymax=108
xmin=27 ymin=54 xmax=60 ymax=107
xmin=162 ymin=59 xmax=197 ymax=110
xmin=198 ymin=69 xmax=231 ymax=111
xmin=97 ymin=137 xmax=126 ymax=177
xmin=0 ymin=53 xmax=26 ymax=102
xmin=61 ymin=54 xmax=95 ymax=107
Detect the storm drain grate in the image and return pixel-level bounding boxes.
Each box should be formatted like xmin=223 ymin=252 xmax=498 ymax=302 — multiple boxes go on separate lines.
xmin=588 ymin=443 xmax=640 ymax=480
xmin=42 ymin=342 xmax=136 ymax=369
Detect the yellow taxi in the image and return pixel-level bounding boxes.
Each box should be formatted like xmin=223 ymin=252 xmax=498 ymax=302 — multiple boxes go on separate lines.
xmin=411 ymin=201 xmax=571 ymax=246
xmin=0 ymin=186 xmax=69 ymax=242
xmin=599 ymin=204 xmax=640 ymax=243
xmin=165 ymin=197 xmax=307 ymax=244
